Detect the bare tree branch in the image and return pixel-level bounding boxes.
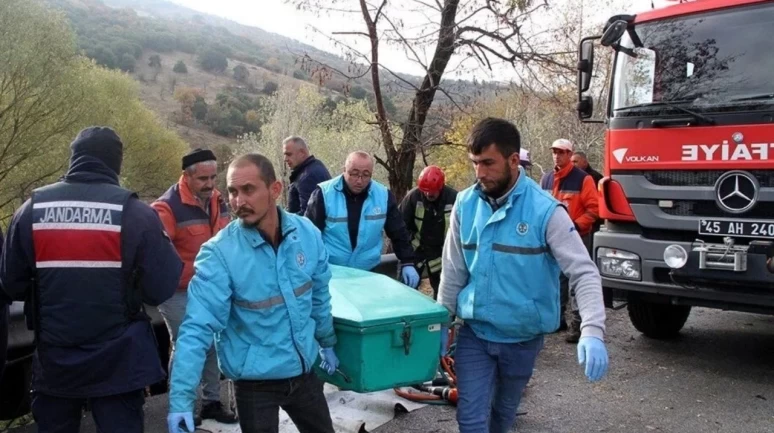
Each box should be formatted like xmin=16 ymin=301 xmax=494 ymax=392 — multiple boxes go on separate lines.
xmin=332 ymin=31 xmax=371 ymax=37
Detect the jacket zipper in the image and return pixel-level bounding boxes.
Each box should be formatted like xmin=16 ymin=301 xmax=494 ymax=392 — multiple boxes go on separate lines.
xmin=271 ymin=243 xmax=307 ymax=374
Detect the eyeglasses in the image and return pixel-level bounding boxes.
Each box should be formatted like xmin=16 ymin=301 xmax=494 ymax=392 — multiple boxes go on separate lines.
xmin=347 ymin=171 xmax=372 ymax=180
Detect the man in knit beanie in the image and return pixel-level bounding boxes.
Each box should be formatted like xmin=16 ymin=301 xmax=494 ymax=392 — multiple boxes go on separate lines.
xmin=0 ymin=126 xmax=182 ymax=433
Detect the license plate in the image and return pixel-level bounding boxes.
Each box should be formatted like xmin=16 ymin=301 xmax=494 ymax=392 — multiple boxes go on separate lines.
xmin=698 ymin=219 xmax=774 ymax=239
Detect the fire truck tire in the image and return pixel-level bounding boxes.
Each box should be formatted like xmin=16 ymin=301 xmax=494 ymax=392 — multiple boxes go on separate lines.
xmin=628 ymin=299 xmax=691 ymax=339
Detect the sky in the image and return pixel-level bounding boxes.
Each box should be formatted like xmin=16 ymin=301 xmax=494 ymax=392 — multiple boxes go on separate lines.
xmin=170 ymin=0 xmax=678 ymax=79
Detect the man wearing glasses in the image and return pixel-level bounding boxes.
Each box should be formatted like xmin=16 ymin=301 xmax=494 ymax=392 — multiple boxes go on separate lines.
xmin=305 ymin=151 xmax=420 ymax=288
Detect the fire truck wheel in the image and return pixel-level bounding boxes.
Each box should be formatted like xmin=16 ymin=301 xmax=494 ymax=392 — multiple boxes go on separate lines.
xmin=628 ymin=298 xmax=691 ymax=339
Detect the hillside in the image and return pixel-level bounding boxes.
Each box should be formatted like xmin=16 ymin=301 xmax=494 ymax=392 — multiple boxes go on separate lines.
xmin=43 ymin=0 xmax=503 ymax=162
xmin=44 ymin=0 xmax=366 ymax=153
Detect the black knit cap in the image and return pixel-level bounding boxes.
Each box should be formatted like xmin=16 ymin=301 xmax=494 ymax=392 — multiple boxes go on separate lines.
xmin=182 ymin=148 xmax=217 ymax=170
xmin=70 ymin=126 xmax=124 ymax=175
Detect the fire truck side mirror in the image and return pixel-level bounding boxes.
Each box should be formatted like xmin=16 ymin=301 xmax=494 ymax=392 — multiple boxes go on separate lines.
xmin=578 ymin=40 xmax=594 ymax=93
xmin=601 ymin=20 xmax=627 ymax=47
xmin=577 ymin=96 xmax=594 ymax=120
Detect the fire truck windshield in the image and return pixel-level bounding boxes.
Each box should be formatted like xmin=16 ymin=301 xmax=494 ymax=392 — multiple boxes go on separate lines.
xmin=612 ymin=2 xmax=774 ymax=113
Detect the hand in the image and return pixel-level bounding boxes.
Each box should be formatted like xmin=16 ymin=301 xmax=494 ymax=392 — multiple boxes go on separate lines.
xmin=319 ymin=347 xmax=340 ymax=375
xmin=401 ymin=265 xmax=420 ymax=288
xmin=577 ymin=336 xmax=608 ymax=382
xmin=440 ymin=325 xmax=449 ymax=357
xmin=167 ymin=412 xmax=195 ymax=433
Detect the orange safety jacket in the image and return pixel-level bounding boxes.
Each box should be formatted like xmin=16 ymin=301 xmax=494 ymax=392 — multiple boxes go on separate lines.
xmin=540 ymin=164 xmax=599 ymax=236
xmin=152 ymin=176 xmax=230 ymax=291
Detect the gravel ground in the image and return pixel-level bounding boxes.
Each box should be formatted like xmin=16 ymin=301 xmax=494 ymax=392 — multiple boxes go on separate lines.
xmin=374 ymin=307 xmax=774 ymax=433
xmin=7 ymin=307 xmax=774 ymax=433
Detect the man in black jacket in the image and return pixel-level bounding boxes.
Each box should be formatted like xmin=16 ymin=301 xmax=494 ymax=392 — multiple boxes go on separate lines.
xmin=0 ymin=127 xmax=182 ymax=433
xmin=283 ymin=136 xmax=331 ymax=214
xmin=572 ymin=151 xmax=603 ymax=186
xmin=399 ymin=166 xmax=457 ymax=299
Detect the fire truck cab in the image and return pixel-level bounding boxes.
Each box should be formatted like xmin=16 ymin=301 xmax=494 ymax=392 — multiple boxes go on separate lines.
xmin=577 ymin=0 xmax=774 ymax=338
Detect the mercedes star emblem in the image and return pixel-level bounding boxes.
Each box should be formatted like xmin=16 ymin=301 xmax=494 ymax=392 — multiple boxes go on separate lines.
xmin=714 ymin=170 xmax=759 ymax=214
xmin=732 ymin=132 xmax=744 ymax=143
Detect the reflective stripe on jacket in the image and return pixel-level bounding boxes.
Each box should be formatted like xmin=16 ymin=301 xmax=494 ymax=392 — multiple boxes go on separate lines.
xmin=400 ymin=186 xmax=457 ymax=274
xmin=169 ymin=209 xmax=336 ymax=412
xmin=456 ymin=168 xmax=562 ymax=343
xmin=31 ymin=181 xmax=134 ymax=346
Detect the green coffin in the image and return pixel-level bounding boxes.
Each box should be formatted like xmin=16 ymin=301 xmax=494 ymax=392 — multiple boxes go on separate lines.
xmin=315 ymin=265 xmax=451 ymax=393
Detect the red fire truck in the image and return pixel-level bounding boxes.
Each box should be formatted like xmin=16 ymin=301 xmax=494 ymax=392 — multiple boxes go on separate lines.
xmin=577 ymin=0 xmax=774 ymax=338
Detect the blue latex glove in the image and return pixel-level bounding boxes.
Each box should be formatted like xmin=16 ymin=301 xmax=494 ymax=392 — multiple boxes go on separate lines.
xmin=401 ymin=265 xmax=420 ymax=288
xmin=577 ymin=336 xmax=609 ymax=382
xmin=167 ymin=412 xmax=194 ymax=433
xmin=319 ymin=347 xmax=340 ymax=375
xmin=440 ymin=325 xmax=449 ymax=357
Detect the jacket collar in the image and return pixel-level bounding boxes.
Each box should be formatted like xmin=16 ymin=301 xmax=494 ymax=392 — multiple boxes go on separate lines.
xmin=476 ymin=166 xmax=528 ymax=210
xmin=289 ymin=155 xmax=317 ymax=182
xmin=240 ymin=207 xmax=298 ymax=249
xmin=553 ymin=162 xmax=574 ymax=181
xmin=62 ymin=156 xmax=120 ymax=186
xmin=177 ymin=175 xmax=222 ymax=209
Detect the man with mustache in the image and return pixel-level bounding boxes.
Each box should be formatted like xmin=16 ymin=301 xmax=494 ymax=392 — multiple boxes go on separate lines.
xmin=152 ymin=148 xmax=236 ymax=425
xmin=438 ymin=118 xmax=608 ymax=433
xmin=167 ymin=153 xmax=339 ymax=433
xmin=305 ymin=151 xmax=420 ymax=288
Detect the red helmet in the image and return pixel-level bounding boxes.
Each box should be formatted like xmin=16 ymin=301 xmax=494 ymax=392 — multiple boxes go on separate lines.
xmin=418 ymin=165 xmax=445 ymax=194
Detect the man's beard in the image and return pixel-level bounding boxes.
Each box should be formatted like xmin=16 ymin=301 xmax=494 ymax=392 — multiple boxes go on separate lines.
xmin=482 ymin=169 xmax=513 ymax=199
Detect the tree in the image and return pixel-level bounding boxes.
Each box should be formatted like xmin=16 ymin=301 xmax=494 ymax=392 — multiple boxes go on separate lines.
xmin=244 ymin=109 xmax=262 ymax=133
xmin=119 ymin=53 xmax=136 ymax=73
xmin=0 ymin=0 xmax=85 ymax=220
xmin=292 ymin=69 xmax=308 ymax=81
xmin=144 ymin=31 xmax=177 ymax=52
xmin=437 ymin=0 xmax=621 ymax=187
xmin=148 ymin=54 xmax=162 ymax=81
xmin=238 ymin=85 xmax=385 ymax=206
xmin=262 ymin=81 xmax=279 ymax=95
xmin=87 ymin=45 xmax=117 ymax=69
xmin=234 ymin=64 xmax=250 ymax=82
xmin=207 ymin=105 xmax=246 ymax=137
xmin=349 ymin=86 xmax=367 ymax=100
xmin=174 ymin=87 xmax=206 ymax=124
xmin=0 ymin=0 xmax=186 ymax=221
xmin=193 ymin=96 xmax=208 ymax=122
xmin=198 ymin=49 xmax=228 ymax=73
xmin=148 ymin=54 xmax=162 ymax=68
xmin=80 ymin=66 xmax=187 ymax=199
xmin=294 ymin=0 xmax=575 ymax=199
xmin=173 ymin=60 xmax=188 ymax=73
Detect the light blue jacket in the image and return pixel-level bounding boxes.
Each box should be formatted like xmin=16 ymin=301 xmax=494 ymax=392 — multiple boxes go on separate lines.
xmin=455 ymin=168 xmax=562 ymax=343
xmin=169 ymin=208 xmax=336 ymax=412
xmin=318 ymin=175 xmax=389 ymax=270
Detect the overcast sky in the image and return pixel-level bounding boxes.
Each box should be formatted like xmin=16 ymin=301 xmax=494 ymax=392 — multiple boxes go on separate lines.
xmin=170 ymin=0 xmax=677 ymax=78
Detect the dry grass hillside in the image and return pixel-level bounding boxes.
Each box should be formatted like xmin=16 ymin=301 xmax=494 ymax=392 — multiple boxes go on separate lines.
xmin=129 ymin=50 xmax=310 ymax=153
